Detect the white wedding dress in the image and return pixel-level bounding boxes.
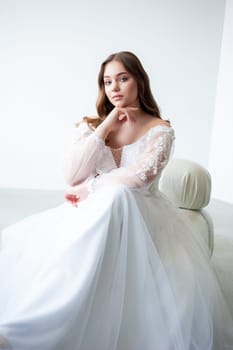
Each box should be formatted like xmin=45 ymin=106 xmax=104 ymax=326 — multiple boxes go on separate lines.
xmin=0 ymin=122 xmax=233 ymax=350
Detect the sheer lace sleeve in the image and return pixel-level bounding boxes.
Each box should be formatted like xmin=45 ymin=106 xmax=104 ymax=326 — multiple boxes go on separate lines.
xmin=64 ymin=122 xmax=106 ymax=185
xmin=88 ymin=127 xmax=175 ymax=191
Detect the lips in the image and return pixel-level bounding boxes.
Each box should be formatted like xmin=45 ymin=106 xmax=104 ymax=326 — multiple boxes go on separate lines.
xmin=112 ymin=95 xmax=123 ymax=100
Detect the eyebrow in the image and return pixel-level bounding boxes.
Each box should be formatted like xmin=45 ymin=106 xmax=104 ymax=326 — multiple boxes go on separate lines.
xmin=103 ymin=71 xmax=128 ymax=78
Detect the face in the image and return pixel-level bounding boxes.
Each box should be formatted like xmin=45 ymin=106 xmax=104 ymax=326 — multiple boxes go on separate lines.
xmin=103 ymin=60 xmax=139 ymax=108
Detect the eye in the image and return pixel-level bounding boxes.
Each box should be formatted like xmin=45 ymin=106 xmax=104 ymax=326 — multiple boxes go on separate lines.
xmin=119 ymin=76 xmax=128 ymax=82
xmin=104 ymin=80 xmax=111 ymax=86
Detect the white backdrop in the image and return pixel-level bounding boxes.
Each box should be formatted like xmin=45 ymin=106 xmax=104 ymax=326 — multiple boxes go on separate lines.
xmin=0 ymin=0 xmax=226 ymax=191
xmin=209 ymin=0 xmax=233 ymax=204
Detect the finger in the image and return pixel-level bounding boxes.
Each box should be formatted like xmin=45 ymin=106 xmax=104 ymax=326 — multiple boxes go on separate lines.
xmin=65 ymin=194 xmax=75 ymax=201
xmin=65 ymin=194 xmax=71 ymax=201
xmin=125 ymin=111 xmax=136 ymax=123
xmin=71 ymin=198 xmax=78 ymax=207
xmin=120 ymin=111 xmax=133 ymax=123
xmin=65 ymin=194 xmax=79 ymax=206
xmin=73 ymin=196 xmax=79 ymax=207
xmin=118 ymin=108 xmax=136 ymax=122
xmin=118 ymin=114 xmax=127 ymax=121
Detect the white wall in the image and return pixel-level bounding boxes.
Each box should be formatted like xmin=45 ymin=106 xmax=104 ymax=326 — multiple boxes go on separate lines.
xmin=0 ymin=0 xmax=225 ymax=190
xmin=209 ymin=0 xmax=233 ymax=204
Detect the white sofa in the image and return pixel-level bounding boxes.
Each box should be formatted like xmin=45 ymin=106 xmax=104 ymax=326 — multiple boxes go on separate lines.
xmin=159 ymin=158 xmax=214 ymax=255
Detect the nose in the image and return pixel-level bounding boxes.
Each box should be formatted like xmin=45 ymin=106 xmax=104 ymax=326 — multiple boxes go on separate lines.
xmin=111 ymin=79 xmax=120 ymax=92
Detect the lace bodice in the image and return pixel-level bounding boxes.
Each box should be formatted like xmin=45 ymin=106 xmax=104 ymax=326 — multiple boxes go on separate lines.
xmin=110 ymin=148 xmax=123 ymax=168
xmin=64 ymin=121 xmax=175 ymax=192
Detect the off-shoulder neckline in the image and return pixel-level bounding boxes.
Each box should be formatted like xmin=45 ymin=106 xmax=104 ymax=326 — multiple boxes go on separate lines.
xmin=108 ymin=124 xmax=174 ymax=151
xmin=81 ymin=121 xmax=174 ymax=150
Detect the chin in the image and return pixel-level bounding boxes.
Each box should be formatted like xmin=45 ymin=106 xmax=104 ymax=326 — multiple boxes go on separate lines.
xmin=115 ymin=101 xmax=128 ymax=108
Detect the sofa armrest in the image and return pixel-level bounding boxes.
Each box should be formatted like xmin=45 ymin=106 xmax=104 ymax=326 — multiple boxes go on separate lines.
xmin=159 ymin=158 xmax=211 ymax=210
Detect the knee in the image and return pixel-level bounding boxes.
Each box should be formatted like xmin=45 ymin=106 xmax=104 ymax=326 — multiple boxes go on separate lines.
xmin=110 ymin=183 xmax=130 ymax=196
xmin=99 ymin=184 xmax=130 ymax=206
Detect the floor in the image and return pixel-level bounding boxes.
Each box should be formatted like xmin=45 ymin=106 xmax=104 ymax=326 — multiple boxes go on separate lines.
xmin=206 ymin=198 xmax=233 ymax=317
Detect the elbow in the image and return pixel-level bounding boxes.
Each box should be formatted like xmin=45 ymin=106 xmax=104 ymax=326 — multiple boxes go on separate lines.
xmin=65 ymin=177 xmax=77 ymax=187
xmin=63 ymin=167 xmax=79 ymax=186
xmin=63 ymin=159 xmax=82 ymax=186
xmin=64 ymin=168 xmax=87 ymax=187
xmin=64 ymin=172 xmax=80 ymax=186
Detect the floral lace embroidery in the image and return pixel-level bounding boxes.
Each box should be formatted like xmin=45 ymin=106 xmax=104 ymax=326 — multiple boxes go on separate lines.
xmin=135 ymin=132 xmax=174 ymax=183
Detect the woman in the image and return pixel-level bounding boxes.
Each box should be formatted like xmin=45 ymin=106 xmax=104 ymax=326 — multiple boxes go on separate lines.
xmin=0 ymin=51 xmax=233 ymax=350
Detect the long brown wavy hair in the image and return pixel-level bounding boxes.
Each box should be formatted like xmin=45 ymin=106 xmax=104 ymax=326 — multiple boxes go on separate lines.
xmin=83 ymin=51 xmax=163 ymax=129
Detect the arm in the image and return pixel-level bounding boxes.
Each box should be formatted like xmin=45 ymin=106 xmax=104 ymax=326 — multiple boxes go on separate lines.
xmin=64 ymin=122 xmax=106 ymax=186
xmin=65 ymin=127 xmax=174 ymax=206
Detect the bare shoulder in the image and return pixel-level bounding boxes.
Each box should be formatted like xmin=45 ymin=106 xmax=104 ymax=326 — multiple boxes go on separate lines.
xmin=146 ymin=116 xmax=171 ymax=130
xmin=136 ymin=115 xmax=172 ymax=141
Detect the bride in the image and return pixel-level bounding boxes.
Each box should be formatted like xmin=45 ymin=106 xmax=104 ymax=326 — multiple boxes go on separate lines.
xmin=0 ymin=51 xmax=233 ymax=350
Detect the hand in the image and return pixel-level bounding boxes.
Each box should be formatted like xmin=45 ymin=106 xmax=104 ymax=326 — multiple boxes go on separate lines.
xmin=65 ymin=183 xmax=89 ymax=207
xmin=95 ymin=106 xmax=139 ymax=139
xmin=104 ymin=106 xmax=138 ymax=132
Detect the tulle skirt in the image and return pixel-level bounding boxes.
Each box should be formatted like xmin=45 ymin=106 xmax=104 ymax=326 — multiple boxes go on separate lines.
xmin=0 ymin=185 xmax=233 ymax=350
